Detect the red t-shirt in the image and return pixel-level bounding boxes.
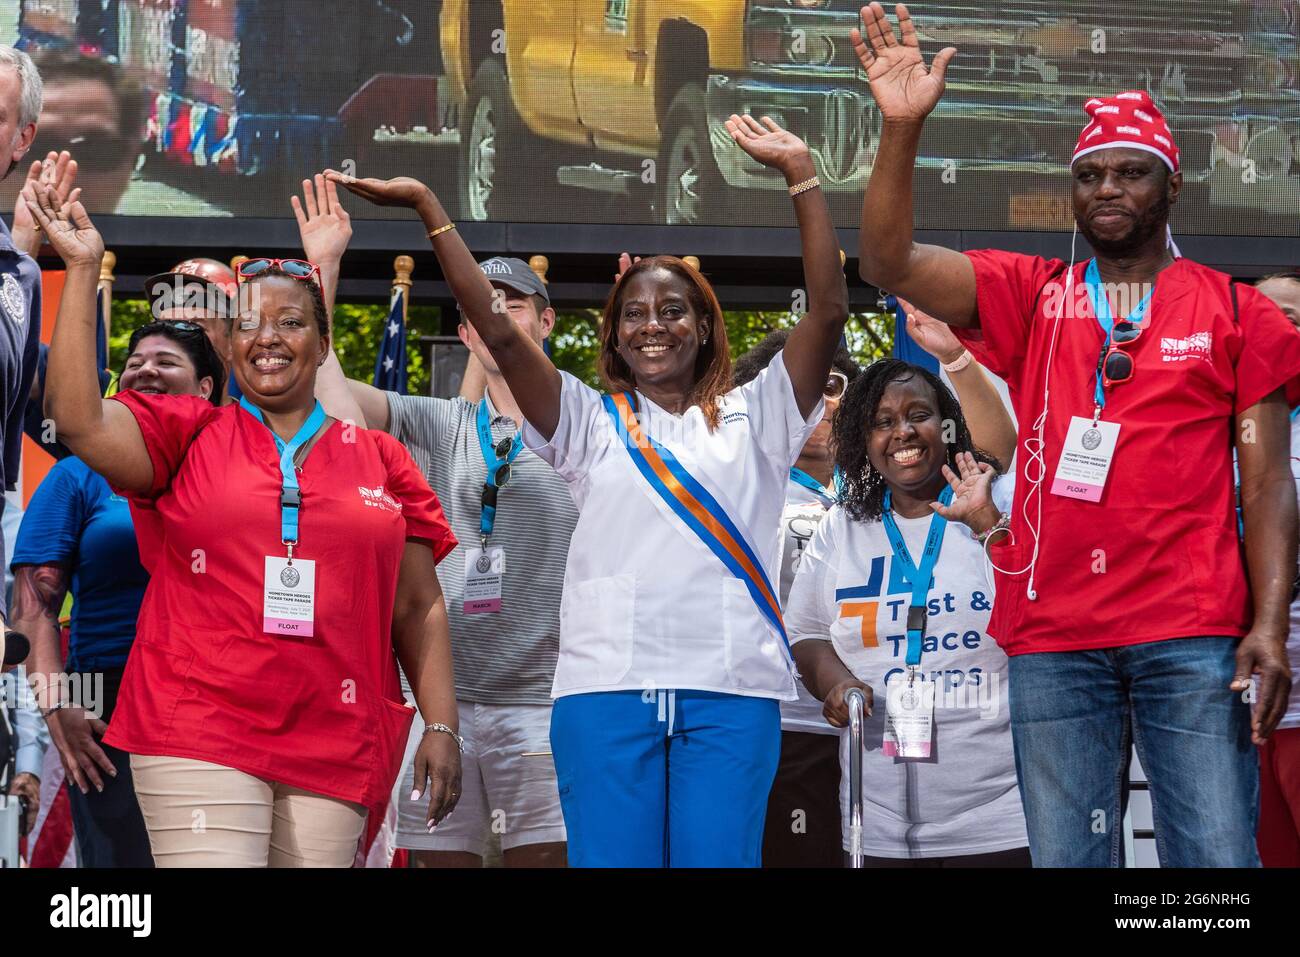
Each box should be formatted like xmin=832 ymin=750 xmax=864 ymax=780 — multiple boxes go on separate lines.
xmin=957 ymin=252 xmax=1300 ymax=655
xmin=103 ymin=392 xmax=456 ymax=806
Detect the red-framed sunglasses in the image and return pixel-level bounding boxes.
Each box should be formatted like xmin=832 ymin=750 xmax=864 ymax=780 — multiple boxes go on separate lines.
xmin=235 ymin=258 xmax=321 ymax=284
xmin=1099 ymin=319 xmax=1144 ymax=389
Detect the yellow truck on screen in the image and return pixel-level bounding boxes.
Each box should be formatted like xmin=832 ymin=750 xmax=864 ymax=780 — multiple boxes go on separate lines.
xmin=439 ymin=1 xmax=1300 ymax=229
xmin=439 ymin=0 xmax=882 ymax=225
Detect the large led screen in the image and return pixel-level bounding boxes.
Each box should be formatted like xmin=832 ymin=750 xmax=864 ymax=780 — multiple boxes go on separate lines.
xmin=2 ymin=0 xmax=1297 ymax=235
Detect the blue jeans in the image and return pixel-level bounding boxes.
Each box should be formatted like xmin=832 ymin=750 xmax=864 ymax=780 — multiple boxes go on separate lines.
xmin=1009 ymin=637 xmax=1259 ymax=867
xmin=551 ymin=689 xmax=780 ymax=867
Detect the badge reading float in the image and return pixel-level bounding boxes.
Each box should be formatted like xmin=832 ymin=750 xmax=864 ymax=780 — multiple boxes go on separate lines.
xmin=1051 ymin=416 xmax=1121 ymax=502
xmin=263 ymin=556 xmax=316 ymax=637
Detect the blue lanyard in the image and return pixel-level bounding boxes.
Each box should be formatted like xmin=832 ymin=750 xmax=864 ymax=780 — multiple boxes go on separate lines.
xmin=1085 ymin=258 xmax=1153 ymax=412
xmin=881 ymin=485 xmax=954 ymax=673
xmin=1291 ymin=407 xmax=1300 ymax=421
xmin=477 ymin=398 xmax=522 ymax=545
xmin=789 ymin=467 xmax=835 ymax=507
xmin=240 ymin=398 xmax=327 ymax=549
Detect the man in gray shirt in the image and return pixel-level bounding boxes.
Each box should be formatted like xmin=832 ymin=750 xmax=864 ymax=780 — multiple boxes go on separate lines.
xmin=321 ymin=256 xmax=574 ymax=867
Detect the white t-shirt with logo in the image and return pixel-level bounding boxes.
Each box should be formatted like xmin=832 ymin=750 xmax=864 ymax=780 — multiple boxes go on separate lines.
xmin=785 ymin=484 xmax=1028 ymax=858
xmin=778 ymin=481 xmax=837 ymax=734
xmin=523 ymin=352 xmax=820 ymax=700
xmin=1282 ymin=412 xmax=1300 ymax=730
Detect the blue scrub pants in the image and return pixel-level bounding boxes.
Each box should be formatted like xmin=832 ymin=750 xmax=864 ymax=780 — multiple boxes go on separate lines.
xmin=550 ymin=689 xmax=781 ymax=867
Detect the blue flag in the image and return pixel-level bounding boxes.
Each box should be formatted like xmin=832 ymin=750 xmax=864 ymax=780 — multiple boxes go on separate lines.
xmin=373 ymin=288 xmax=409 ymax=392
xmin=888 ymin=293 xmax=939 ymax=373
xmin=95 ymin=290 xmax=111 ymax=395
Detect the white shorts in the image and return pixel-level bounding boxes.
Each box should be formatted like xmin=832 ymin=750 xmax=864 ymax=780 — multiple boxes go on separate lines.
xmin=396 ymin=699 xmax=566 ymax=856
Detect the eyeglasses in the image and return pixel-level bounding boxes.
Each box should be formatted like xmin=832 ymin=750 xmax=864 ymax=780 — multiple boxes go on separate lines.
xmin=824 ymin=371 xmax=849 ymax=400
xmin=236 ymin=259 xmax=321 ymax=284
xmin=1099 ymin=319 xmax=1144 ymax=389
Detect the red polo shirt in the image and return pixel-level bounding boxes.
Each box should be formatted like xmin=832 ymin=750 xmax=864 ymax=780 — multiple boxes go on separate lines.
xmin=956 ymin=251 xmax=1300 ymax=655
xmin=103 ymin=392 xmax=456 ymax=806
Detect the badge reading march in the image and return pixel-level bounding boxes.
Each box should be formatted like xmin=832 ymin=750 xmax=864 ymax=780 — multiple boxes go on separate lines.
xmin=263 ymin=556 xmax=317 ymax=637
xmin=463 ymin=545 xmax=505 ymax=614
xmin=883 ymin=677 xmax=935 ymax=758
xmin=1050 ymin=416 xmax=1121 ymax=502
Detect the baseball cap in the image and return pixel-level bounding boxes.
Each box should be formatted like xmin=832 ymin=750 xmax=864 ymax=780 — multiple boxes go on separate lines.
xmin=145 ymin=258 xmax=238 ymax=318
xmin=477 ymin=257 xmax=549 ymax=304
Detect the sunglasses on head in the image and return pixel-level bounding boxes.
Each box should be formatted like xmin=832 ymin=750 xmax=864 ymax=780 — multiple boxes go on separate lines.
xmin=236 ymin=259 xmax=321 ymax=284
xmin=134 ymin=319 xmax=207 ymax=341
xmin=1099 ymin=319 xmax=1144 ymax=388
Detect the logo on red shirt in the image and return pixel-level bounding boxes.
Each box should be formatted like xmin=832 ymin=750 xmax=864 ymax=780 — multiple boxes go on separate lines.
xmin=1159 ymin=331 xmax=1213 ymax=363
xmin=357 ymin=485 xmax=403 ymax=513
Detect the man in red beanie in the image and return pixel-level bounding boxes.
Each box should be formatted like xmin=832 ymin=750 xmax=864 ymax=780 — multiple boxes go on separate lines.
xmin=853 ymin=3 xmax=1300 ymax=867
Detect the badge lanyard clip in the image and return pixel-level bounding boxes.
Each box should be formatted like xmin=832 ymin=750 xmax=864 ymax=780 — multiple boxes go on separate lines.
xmin=476 ymin=398 xmax=523 ymax=550
xmin=241 ymin=398 xmax=326 ymax=564
xmin=882 ymin=485 xmax=954 ymax=684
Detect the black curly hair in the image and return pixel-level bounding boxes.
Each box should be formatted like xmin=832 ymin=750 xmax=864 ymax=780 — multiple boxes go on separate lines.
xmin=833 ymin=358 xmax=998 ymax=523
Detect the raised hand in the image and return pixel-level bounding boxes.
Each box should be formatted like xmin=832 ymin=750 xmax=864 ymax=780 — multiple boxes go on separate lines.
xmin=724 ymin=114 xmax=812 ymax=177
xmin=22 ymin=181 xmax=102 ymax=269
xmin=293 ymin=173 xmax=352 ymax=264
xmin=616 ymin=252 xmax=641 ymax=282
xmin=931 ymin=451 xmax=999 ymax=533
xmin=325 ymin=170 xmax=433 ymax=211
xmin=851 ymin=3 xmax=956 ymax=122
xmin=12 ymin=151 xmax=81 ymax=256
xmin=901 ymin=297 xmax=964 ymax=364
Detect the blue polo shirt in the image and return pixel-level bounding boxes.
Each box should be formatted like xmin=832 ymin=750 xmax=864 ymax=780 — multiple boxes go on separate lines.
xmin=11 ymin=457 xmax=148 ymax=672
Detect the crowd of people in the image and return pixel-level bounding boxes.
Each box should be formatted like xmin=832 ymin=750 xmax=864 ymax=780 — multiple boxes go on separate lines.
xmin=2 ymin=2 xmax=1300 ymax=869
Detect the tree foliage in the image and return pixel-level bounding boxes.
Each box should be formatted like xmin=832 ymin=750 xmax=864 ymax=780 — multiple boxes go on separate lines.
xmin=108 ymin=298 xmax=896 ymax=393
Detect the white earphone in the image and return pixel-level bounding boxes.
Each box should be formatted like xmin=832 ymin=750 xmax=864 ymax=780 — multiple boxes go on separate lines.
xmin=983 ymin=221 xmax=1080 ymax=602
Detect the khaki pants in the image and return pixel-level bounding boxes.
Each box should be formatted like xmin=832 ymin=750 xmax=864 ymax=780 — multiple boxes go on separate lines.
xmin=130 ymin=755 xmax=367 ymax=867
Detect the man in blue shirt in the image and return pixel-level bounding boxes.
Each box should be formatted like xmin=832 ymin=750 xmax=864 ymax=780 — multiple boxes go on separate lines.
xmin=0 ymin=47 xmax=42 ymax=569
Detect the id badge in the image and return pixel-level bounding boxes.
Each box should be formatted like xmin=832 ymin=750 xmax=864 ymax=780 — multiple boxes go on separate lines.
xmin=1050 ymin=416 xmax=1121 ymax=503
xmin=463 ymin=546 xmax=505 ymax=614
xmin=882 ymin=677 xmax=935 ymax=758
xmin=263 ymin=556 xmax=316 ymax=637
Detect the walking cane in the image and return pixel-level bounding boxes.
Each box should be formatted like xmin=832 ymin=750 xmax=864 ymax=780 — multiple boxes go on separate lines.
xmin=845 ymin=687 xmax=867 ymax=868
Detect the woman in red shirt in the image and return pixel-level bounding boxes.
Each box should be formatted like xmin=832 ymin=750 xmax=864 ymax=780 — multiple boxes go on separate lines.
xmin=29 ymin=183 xmax=461 ymax=867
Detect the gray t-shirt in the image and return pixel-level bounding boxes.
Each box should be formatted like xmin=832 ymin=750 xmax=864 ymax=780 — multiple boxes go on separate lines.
xmin=387 ymin=391 xmax=577 ymax=704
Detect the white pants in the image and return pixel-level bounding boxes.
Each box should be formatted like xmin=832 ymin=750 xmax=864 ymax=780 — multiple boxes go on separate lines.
xmin=396 ymin=700 xmax=565 ymax=855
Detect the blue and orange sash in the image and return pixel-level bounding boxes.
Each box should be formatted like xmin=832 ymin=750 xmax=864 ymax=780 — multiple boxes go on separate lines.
xmin=602 ymin=391 xmax=790 ymax=655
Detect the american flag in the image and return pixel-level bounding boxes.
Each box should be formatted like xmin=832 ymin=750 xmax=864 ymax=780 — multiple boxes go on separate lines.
xmin=372 ymin=287 xmax=408 ymax=392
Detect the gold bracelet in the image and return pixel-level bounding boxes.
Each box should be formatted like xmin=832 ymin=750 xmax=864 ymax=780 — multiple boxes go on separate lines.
xmin=788 ymin=176 xmax=821 ymax=197
xmin=428 ymin=222 xmax=457 ymax=238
